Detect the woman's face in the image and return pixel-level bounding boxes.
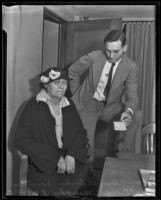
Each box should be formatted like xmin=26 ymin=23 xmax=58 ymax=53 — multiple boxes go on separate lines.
xmin=47 ymin=79 xmax=68 ymax=99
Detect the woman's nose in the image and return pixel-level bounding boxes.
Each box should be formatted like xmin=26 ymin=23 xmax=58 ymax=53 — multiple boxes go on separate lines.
xmin=58 ymin=81 xmax=65 ymax=88
xmin=58 ymin=83 xmax=63 ymax=88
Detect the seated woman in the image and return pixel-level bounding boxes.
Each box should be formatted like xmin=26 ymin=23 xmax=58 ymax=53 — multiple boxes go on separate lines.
xmin=14 ymin=67 xmax=97 ymax=197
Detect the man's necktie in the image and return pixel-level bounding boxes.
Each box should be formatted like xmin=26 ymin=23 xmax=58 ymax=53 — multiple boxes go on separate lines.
xmin=104 ymin=62 xmax=115 ymax=100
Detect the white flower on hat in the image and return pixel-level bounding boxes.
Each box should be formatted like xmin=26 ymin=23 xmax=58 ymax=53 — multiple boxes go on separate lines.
xmin=40 ymin=76 xmax=50 ymax=83
xmin=49 ymin=69 xmax=60 ymax=80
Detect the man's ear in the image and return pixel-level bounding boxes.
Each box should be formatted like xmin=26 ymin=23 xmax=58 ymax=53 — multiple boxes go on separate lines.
xmin=123 ymin=44 xmax=128 ymax=52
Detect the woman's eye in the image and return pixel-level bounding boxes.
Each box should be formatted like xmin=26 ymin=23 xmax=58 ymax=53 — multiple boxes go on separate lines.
xmin=63 ymin=82 xmax=67 ymax=85
xmin=54 ymin=81 xmax=59 ymax=85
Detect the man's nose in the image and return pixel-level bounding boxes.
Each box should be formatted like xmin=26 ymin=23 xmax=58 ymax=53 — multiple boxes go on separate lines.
xmin=110 ymin=51 xmax=115 ymax=59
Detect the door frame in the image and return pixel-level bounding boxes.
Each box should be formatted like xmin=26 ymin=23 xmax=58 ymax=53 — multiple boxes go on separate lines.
xmin=43 ymin=8 xmax=68 ymax=69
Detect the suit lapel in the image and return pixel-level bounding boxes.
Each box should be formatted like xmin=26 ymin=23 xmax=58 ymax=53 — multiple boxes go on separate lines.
xmin=93 ymin=52 xmax=107 ymax=91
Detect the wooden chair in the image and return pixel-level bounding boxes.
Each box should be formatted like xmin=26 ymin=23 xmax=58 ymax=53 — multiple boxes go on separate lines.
xmin=141 ymin=123 xmax=156 ymax=154
xmin=18 ymin=151 xmax=38 ymax=196
xmin=116 ymin=123 xmax=156 ymax=163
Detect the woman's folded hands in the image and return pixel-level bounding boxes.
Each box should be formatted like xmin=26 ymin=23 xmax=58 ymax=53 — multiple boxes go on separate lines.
xmin=57 ymin=155 xmax=75 ymax=174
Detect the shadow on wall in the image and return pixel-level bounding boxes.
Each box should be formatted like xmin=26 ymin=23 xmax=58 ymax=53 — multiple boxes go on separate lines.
xmin=7 ymin=74 xmax=41 ymax=195
xmin=28 ymin=74 xmax=41 ymax=96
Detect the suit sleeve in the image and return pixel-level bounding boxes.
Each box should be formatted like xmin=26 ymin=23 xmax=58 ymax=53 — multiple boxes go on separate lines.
xmin=69 ymin=51 xmax=97 ymax=94
xmin=124 ymin=63 xmax=139 ymax=114
xmin=14 ymin=100 xmax=61 ymax=174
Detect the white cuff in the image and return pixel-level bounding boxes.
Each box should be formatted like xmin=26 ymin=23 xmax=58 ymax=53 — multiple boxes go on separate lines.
xmin=126 ymin=107 xmax=133 ymax=116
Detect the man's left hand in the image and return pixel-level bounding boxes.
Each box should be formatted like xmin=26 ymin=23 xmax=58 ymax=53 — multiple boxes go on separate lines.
xmin=120 ymin=112 xmax=132 ymax=126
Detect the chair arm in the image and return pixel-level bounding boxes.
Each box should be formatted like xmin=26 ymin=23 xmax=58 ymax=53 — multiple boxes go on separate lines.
xmin=17 ymin=150 xmax=28 ymax=196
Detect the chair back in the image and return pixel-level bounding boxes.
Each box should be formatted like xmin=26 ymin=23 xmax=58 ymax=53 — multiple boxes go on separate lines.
xmin=141 ymin=123 xmax=156 ymax=154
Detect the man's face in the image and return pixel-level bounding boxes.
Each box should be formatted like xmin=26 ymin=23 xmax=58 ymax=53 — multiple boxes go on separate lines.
xmin=47 ymin=79 xmax=68 ymax=99
xmin=105 ymin=39 xmax=127 ymax=63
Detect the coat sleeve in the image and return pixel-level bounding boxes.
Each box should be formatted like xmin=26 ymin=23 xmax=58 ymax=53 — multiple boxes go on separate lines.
xmin=66 ymin=129 xmax=88 ymax=164
xmin=63 ymin=100 xmax=88 ymax=164
xmin=124 ymin=62 xmax=139 ymax=114
xmin=69 ymin=51 xmax=98 ymax=95
xmin=14 ymin=99 xmax=61 ymax=174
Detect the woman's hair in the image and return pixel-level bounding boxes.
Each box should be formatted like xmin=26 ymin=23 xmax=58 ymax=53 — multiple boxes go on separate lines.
xmin=104 ymin=29 xmax=126 ymax=47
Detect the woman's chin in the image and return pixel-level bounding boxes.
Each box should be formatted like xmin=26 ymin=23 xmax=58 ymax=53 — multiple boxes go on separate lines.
xmin=56 ymin=94 xmax=64 ymax=99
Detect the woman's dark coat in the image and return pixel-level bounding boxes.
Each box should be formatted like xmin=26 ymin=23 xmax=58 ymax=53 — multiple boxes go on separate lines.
xmin=14 ymin=97 xmax=96 ymax=196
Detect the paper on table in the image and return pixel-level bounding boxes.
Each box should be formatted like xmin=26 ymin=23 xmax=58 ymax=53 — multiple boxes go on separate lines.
xmin=113 ymin=121 xmax=127 ymax=131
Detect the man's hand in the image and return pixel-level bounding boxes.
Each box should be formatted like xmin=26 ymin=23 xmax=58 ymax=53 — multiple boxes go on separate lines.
xmin=57 ymin=156 xmax=66 ymax=174
xmin=65 ymin=155 xmax=75 ymax=174
xmin=120 ymin=111 xmax=132 ymax=126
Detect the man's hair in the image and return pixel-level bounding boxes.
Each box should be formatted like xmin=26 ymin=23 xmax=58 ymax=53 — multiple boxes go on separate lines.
xmin=104 ymin=29 xmax=126 ymax=46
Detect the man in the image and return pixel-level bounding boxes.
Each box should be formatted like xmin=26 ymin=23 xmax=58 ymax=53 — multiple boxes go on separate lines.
xmin=69 ymin=29 xmax=139 ymax=162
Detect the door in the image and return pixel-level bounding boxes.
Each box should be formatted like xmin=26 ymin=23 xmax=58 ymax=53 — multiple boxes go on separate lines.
xmin=64 ymin=18 xmax=122 ymax=159
xmin=65 ymin=18 xmax=122 ymax=67
xmin=42 ymin=19 xmax=59 ymax=72
xmin=42 ymin=7 xmax=68 ymax=71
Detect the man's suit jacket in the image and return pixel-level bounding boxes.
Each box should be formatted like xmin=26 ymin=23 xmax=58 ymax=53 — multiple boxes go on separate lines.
xmin=69 ymin=50 xmax=139 ymax=115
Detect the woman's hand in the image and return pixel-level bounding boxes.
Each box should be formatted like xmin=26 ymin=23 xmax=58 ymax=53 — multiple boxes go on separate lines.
xmin=65 ymin=155 xmax=75 ymax=174
xmin=57 ymin=156 xmax=66 ymax=174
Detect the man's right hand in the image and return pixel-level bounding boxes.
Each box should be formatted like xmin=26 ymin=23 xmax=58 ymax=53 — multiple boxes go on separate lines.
xmin=120 ymin=111 xmax=132 ymax=126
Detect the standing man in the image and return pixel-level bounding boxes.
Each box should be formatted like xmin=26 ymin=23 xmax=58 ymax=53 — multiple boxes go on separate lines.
xmin=69 ymin=29 xmax=139 ymax=162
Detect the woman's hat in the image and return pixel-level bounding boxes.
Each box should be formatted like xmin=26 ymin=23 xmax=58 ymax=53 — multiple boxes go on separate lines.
xmin=40 ymin=67 xmax=68 ymax=84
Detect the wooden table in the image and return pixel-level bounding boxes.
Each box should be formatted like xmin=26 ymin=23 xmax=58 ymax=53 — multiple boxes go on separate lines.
xmin=98 ymin=154 xmax=155 ymax=197
xmin=116 ymin=152 xmax=155 ymax=162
